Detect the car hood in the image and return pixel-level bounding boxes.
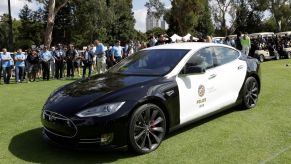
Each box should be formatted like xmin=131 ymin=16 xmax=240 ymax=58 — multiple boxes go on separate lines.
xmin=44 ymin=73 xmax=159 ymax=116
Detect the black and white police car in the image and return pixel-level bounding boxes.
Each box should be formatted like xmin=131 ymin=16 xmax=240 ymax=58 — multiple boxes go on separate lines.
xmin=41 ymin=43 xmax=261 ymax=154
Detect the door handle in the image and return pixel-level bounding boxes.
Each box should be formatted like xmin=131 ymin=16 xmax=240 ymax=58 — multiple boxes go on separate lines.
xmin=238 ymin=65 xmax=244 ymax=70
xmin=209 ymin=74 xmax=216 ymax=80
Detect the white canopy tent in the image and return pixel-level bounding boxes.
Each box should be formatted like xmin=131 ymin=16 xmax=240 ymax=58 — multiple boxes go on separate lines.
xmin=171 ymin=33 xmax=199 ymax=42
xmin=182 ymin=33 xmax=199 ymax=42
xmin=170 ymin=34 xmax=183 ymax=42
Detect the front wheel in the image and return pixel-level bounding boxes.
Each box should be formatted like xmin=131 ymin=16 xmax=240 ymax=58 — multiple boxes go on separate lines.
xmin=129 ymin=103 xmax=166 ymax=154
xmin=242 ymin=77 xmax=259 ymax=109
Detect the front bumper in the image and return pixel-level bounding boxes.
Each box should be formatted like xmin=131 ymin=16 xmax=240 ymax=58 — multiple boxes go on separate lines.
xmin=41 ymin=110 xmax=130 ymax=150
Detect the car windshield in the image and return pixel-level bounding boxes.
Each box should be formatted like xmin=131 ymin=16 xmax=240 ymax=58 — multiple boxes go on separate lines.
xmin=108 ymin=49 xmax=190 ymax=76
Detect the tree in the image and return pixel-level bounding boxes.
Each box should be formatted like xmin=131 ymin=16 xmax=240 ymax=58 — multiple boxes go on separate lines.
xmin=146 ymin=27 xmax=167 ymax=36
xmin=210 ymin=0 xmax=233 ymax=35
xmin=70 ymin=0 xmax=136 ymax=47
xmin=52 ymin=1 xmax=77 ymax=45
xmin=196 ymin=1 xmax=214 ymax=36
xmin=0 ymin=14 xmax=10 ymax=49
xmin=145 ymin=0 xmax=166 ymax=20
xmin=165 ymin=0 xmax=209 ymax=36
xmin=17 ymin=4 xmax=44 ymax=49
xmin=26 ymin=0 xmax=69 ymax=47
xmin=250 ymin=0 xmax=291 ymax=32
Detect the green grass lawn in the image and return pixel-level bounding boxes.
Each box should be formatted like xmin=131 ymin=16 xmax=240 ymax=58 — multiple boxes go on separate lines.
xmin=1 ymin=59 xmax=291 ymax=164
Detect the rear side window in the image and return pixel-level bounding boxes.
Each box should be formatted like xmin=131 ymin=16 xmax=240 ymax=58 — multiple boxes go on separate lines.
xmin=213 ymin=47 xmax=240 ymax=66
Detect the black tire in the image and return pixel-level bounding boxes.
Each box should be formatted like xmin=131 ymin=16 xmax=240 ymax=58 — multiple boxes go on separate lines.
xmin=259 ymin=55 xmax=264 ymax=62
xmin=128 ymin=103 xmax=166 ymax=154
xmin=242 ymin=77 xmax=259 ymax=109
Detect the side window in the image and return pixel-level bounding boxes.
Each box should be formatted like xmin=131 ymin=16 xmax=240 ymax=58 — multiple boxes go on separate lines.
xmin=185 ymin=47 xmax=214 ymax=69
xmin=213 ymin=47 xmax=240 ymax=66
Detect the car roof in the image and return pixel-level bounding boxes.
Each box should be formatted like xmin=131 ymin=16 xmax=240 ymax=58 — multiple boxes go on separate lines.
xmin=145 ymin=42 xmax=231 ymax=51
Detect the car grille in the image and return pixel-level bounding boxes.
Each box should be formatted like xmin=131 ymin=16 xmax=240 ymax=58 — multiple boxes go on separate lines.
xmin=42 ymin=110 xmax=77 ymax=138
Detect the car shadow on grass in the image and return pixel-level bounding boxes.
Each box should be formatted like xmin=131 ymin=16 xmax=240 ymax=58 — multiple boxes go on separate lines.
xmin=8 ymin=128 xmax=134 ymax=163
xmin=165 ymin=105 xmax=246 ymax=139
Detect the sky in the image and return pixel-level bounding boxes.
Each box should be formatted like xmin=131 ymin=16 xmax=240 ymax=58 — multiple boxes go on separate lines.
xmin=0 ymin=0 xmax=171 ymax=32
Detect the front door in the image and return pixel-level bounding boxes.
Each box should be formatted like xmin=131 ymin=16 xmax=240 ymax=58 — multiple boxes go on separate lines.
xmin=176 ymin=47 xmax=216 ymax=124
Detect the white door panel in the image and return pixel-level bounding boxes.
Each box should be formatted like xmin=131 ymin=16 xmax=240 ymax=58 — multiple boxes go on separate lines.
xmin=208 ymin=59 xmax=247 ymax=111
xmin=176 ymin=73 xmax=210 ymax=124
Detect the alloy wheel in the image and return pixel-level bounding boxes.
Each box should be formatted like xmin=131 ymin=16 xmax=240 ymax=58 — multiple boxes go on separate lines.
xmin=243 ymin=77 xmax=259 ymax=109
xmin=129 ymin=104 xmax=166 ymax=154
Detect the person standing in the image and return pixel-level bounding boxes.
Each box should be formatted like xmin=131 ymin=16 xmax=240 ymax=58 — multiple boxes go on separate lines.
xmin=95 ymin=39 xmax=107 ymax=74
xmin=106 ymin=46 xmax=113 ymax=69
xmin=241 ymin=33 xmax=251 ymax=56
xmin=235 ymin=32 xmax=243 ymax=51
xmin=224 ymin=37 xmax=232 ymax=46
xmin=82 ymin=46 xmax=94 ymax=78
xmin=148 ymin=34 xmax=157 ymax=47
xmin=155 ymin=34 xmax=172 ymax=46
xmin=50 ymin=47 xmax=56 ymax=79
xmin=74 ymin=50 xmax=81 ymax=77
xmin=111 ymin=40 xmax=123 ymax=64
xmin=66 ymin=44 xmax=77 ymax=79
xmin=0 ymin=48 xmax=13 ymax=84
xmin=26 ymin=49 xmax=39 ymax=82
xmin=40 ymin=46 xmax=53 ymax=81
xmin=54 ymin=44 xmax=65 ymax=79
xmin=14 ymin=49 xmax=26 ymax=83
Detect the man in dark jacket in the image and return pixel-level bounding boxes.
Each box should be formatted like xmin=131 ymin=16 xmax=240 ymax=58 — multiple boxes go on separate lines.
xmin=66 ymin=44 xmax=77 ymax=79
xmin=235 ymin=32 xmax=243 ymax=51
xmin=54 ymin=44 xmax=65 ymax=79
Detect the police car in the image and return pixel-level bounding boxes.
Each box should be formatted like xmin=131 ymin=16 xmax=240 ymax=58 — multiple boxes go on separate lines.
xmin=41 ymin=43 xmax=261 ymax=154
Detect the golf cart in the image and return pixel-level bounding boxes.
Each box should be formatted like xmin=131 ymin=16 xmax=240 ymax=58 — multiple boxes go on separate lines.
xmin=249 ymin=32 xmax=280 ymax=62
xmin=275 ymin=31 xmax=291 ymax=59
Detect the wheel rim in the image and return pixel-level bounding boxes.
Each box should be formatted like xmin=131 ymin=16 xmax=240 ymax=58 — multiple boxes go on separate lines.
xmin=133 ymin=106 xmax=166 ymax=152
xmin=244 ymin=79 xmax=259 ymax=108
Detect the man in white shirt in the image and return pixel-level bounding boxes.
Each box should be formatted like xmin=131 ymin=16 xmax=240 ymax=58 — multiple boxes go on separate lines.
xmin=94 ymin=39 xmax=107 ymax=74
xmin=0 ymin=48 xmax=13 ymax=84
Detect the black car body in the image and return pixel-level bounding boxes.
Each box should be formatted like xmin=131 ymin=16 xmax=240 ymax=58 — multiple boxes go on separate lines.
xmin=42 ymin=43 xmax=261 ymax=154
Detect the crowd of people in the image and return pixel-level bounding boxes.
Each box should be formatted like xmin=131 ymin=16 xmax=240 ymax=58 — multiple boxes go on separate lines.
xmin=0 ymin=34 xmax=174 ymax=84
xmin=1 ymin=32 xmax=290 ymax=85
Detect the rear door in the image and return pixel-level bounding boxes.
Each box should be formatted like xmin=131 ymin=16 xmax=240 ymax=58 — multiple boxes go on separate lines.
xmin=210 ymin=46 xmax=247 ymax=110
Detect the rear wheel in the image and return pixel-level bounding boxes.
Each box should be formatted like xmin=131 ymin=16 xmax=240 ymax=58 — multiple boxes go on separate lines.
xmin=129 ymin=103 xmax=166 ymax=154
xmin=242 ymin=77 xmax=259 ymax=109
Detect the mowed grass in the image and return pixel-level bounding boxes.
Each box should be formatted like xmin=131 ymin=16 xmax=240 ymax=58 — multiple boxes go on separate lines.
xmin=0 ymin=59 xmax=291 ymax=164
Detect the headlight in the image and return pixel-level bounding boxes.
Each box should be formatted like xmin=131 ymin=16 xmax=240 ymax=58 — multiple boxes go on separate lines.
xmin=76 ymin=102 xmax=125 ymax=117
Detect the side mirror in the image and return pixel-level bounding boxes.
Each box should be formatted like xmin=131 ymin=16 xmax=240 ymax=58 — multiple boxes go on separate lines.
xmin=185 ymin=65 xmax=206 ymax=74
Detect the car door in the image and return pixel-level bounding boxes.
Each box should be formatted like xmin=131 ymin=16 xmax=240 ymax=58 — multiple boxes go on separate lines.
xmin=176 ymin=47 xmax=217 ymax=124
xmin=209 ymin=46 xmax=247 ymax=111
